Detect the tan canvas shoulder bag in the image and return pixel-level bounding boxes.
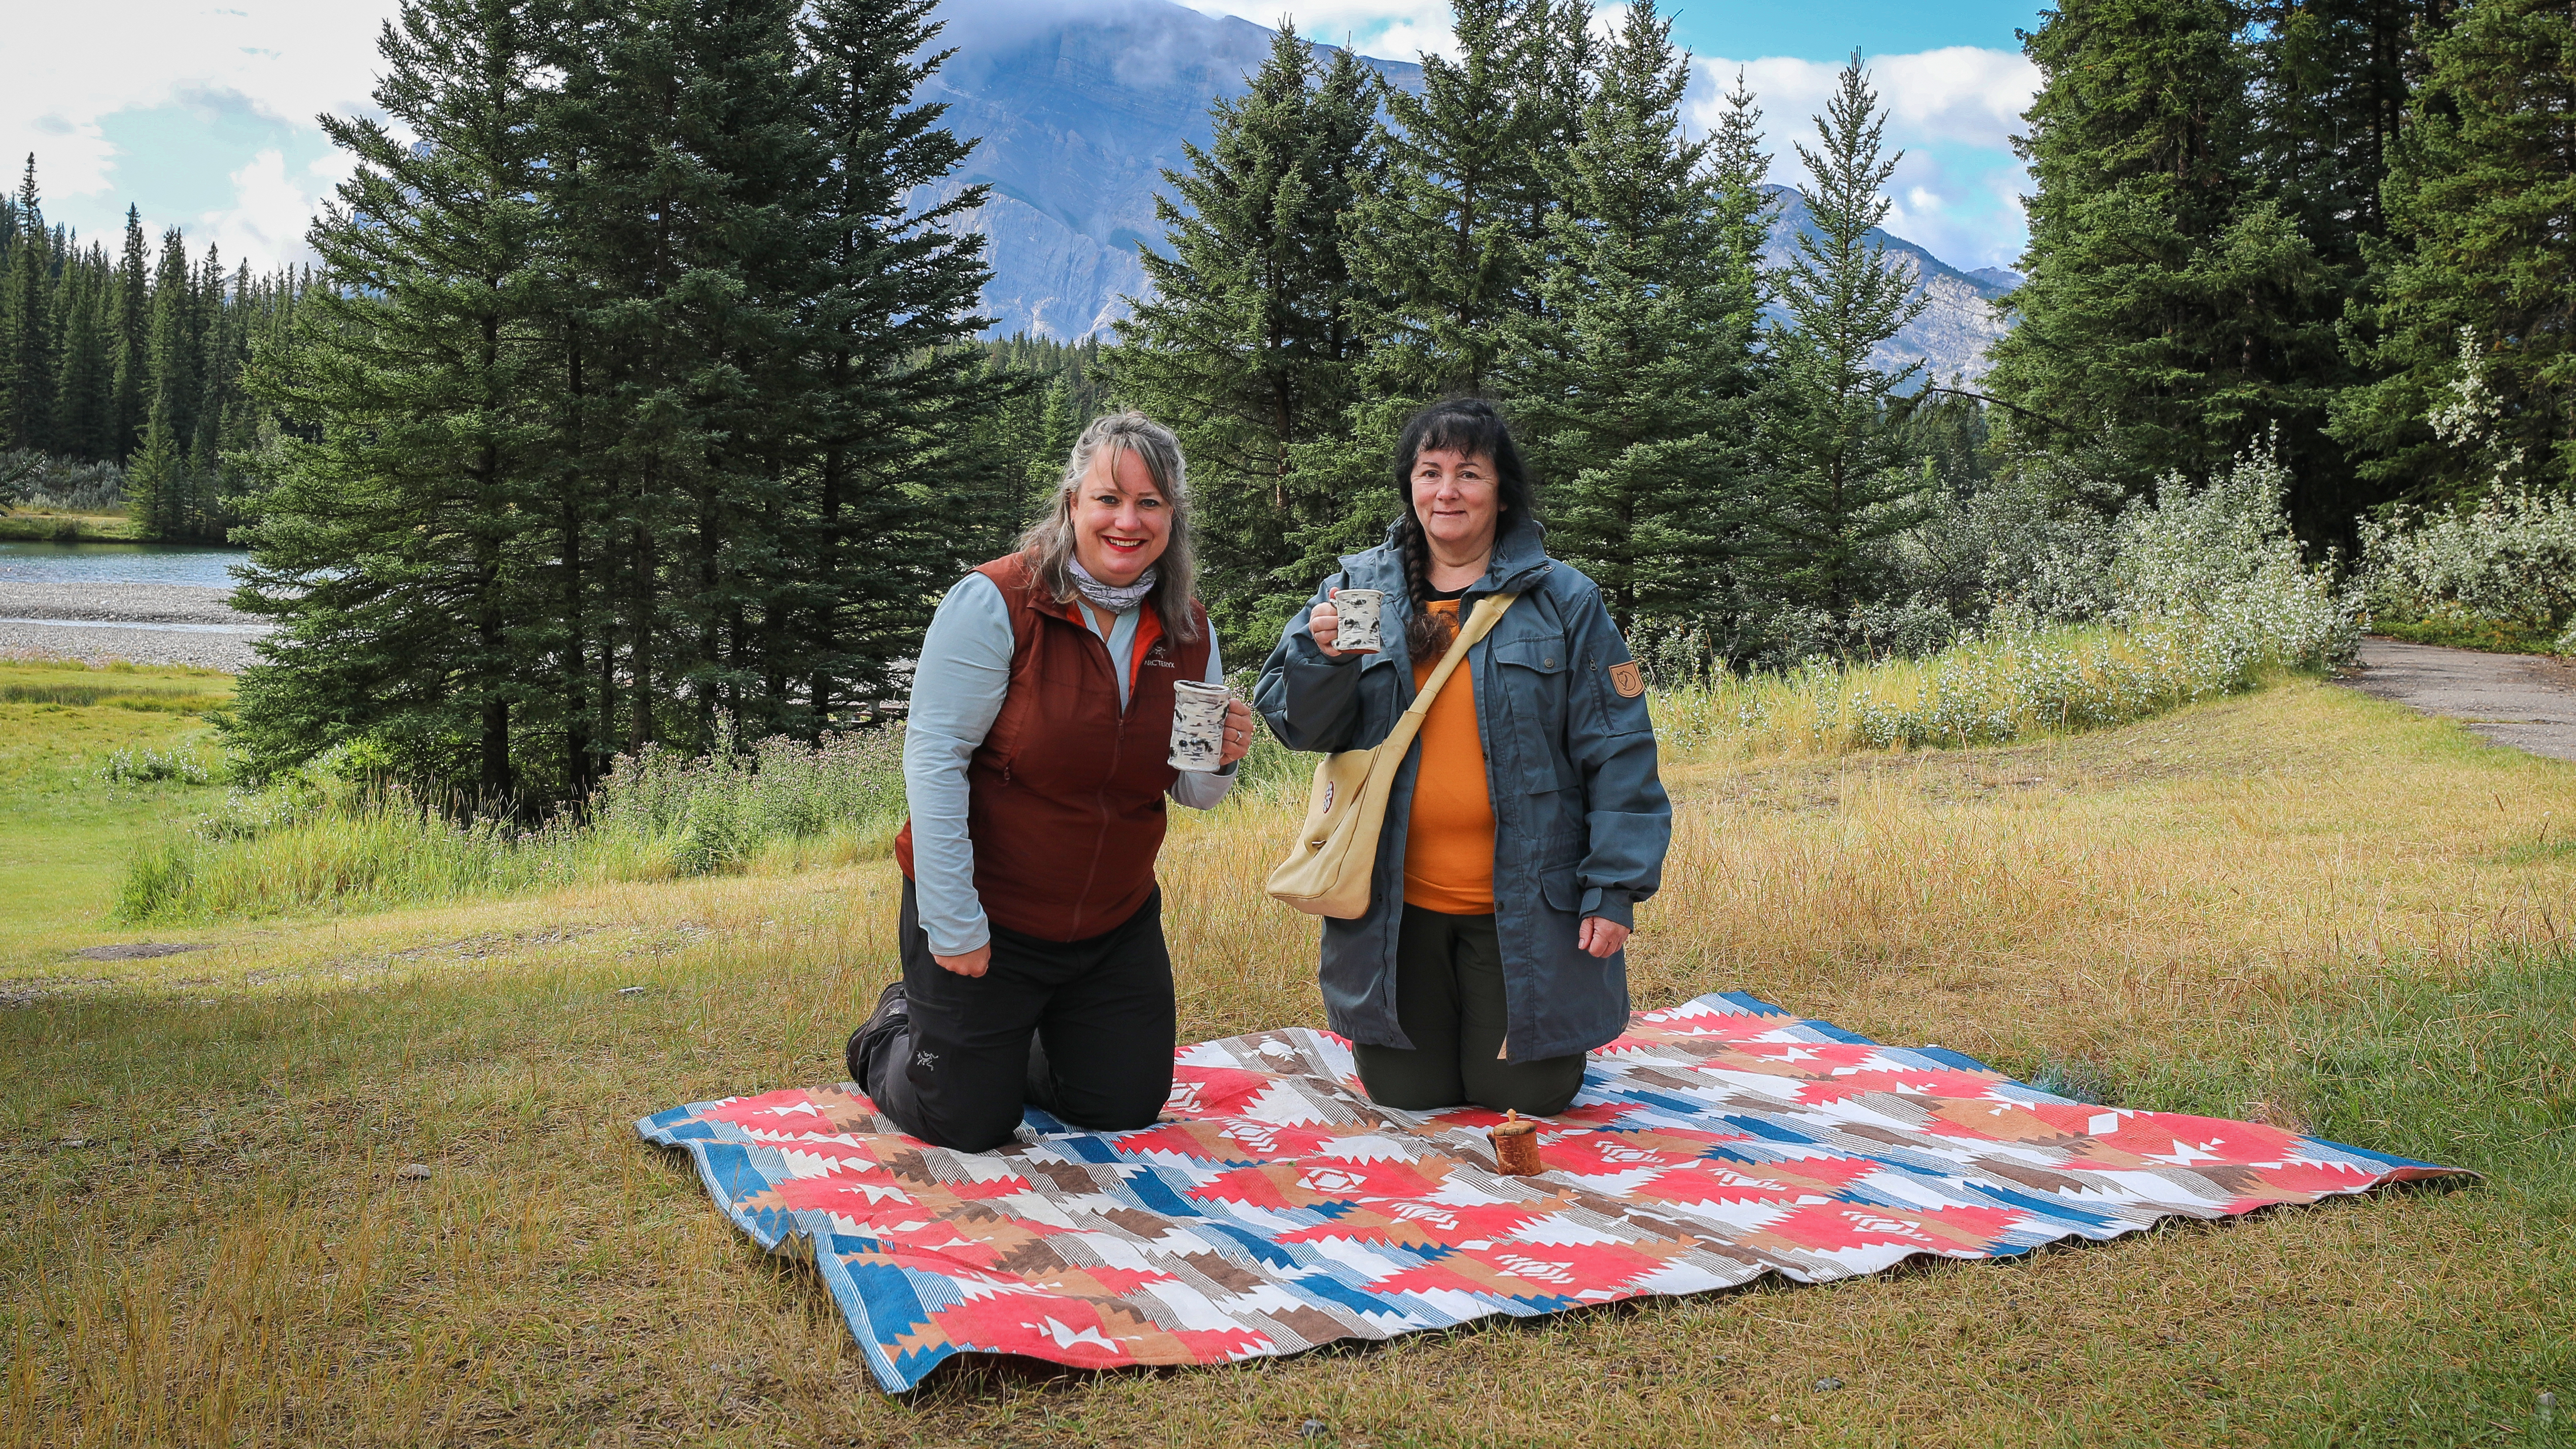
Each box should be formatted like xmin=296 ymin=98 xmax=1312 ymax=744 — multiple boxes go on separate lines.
xmin=1265 ymin=592 xmax=1517 ymax=919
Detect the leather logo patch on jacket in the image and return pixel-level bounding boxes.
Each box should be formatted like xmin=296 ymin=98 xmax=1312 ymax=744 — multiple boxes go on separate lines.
xmin=1608 ymin=661 xmax=1644 ymax=698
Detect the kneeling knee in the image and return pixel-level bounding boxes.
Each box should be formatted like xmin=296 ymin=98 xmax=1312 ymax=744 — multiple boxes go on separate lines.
xmin=1048 ymin=1080 xmax=1172 ymax=1134
xmin=899 ymin=1098 xmax=1028 ymax=1154
xmin=1463 ymin=1060 xmax=1585 ymax=1118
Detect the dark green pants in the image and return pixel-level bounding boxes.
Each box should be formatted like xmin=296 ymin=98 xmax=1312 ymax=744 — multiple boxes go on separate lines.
xmin=1352 ymin=905 xmax=1587 ymax=1117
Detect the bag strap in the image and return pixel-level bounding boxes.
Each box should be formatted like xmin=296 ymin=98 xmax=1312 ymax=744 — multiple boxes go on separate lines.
xmin=1329 ymin=589 xmax=1504 ymax=829
xmin=1404 ymin=591 xmax=1515 ymax=719
xmin=1364 ymin=591 xmax=1516 ymax=768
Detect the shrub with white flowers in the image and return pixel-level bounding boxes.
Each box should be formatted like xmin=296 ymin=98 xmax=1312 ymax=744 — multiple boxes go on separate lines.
xmin=2360 ymin=486 xmax=2576 ymax=653
xmin=1649 ymin=439 xmax=2362 ymax=756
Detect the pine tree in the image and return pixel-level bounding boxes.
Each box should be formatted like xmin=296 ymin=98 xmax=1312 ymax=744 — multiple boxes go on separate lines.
xmin=109 ymin=207 xmax=149 ymax=458
xmin=959 ymin=358 xmax=1048 ymax=555
xmin=560 ymin=0 xmax=804 ymax=752
xmin=1757 ymin=52 xmax=1932 ymax=624
xmin=1707 ymin=69 xmax=1778 ymax=302
xmin=128 ymin=230 xmax=200 ymax=539
xmin=2331 ymin=0 xmax=2576 ymax=498
xmin=1504 ymin=0 xmax=1761 ymax=633
xmin=125 ymin=422 xmax=186 ymax=540
xmin=184 ymin=260 xmax=251 ymax=536
xmin=1343 ymin=0 xmax=1529 ymax=401
xmin=790 ymin=0 xmax=1003 ymax=733
xmin=1281 ymin=0 xmax=1545 ymax=584
xmin=51 ymin=253 xmax=113 ymax=461
xmin=1114 ymin=25 xmax=1379 ymax=642
xmin=1983 ymin=0 xmax=2341 ymax=518
xmin=231 ymin=0 xmax=562 ymax=799
xmin=1500 ymin=0 xmax=1596 ymax=324
xmin=2249 ymin=0 xmax=2444 ymax=275
xmin=2 ymin=156 xmax=54 ymax=453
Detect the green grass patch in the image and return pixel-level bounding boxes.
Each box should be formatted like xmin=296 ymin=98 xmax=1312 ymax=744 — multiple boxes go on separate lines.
xmin=117 ymin=727 xmax=909 ymax=923
xmin=2373 ymin=616 xmax=2564 ymax=655
xmin=0 ymin=509 xmax=142 ymax=542
xmin=0 ymin=661 xmax=233 ymax=966
xmin=2179 ymin=952 xmax=2575 ymax=1445
xmin=0 ymin=681 xmax=228 ymax=711
xmin=1874 ymin=946 xmax=2576 ymax=1448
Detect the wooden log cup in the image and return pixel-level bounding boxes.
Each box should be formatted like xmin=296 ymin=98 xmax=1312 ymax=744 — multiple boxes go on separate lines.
xmin=1491 ymin=1110 xmax=1543 ymax=1176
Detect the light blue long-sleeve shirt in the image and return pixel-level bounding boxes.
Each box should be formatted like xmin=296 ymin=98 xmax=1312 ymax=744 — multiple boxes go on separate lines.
xmin=902 ymin=572 xmax=1234 ymax=956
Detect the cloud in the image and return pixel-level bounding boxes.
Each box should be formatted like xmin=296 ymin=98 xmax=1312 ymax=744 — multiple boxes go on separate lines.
xmin=1173 ymin=0 xmax=1458 ymax=58
xmin=8 ymin=2 xmax=395 ymax=188
xmin=196 ymin=148 xmax=346 ymax=270
xmin=1692 ymin=47 xmax=2036 ymax=153
xmin=1690 ymin=47 xmax=2039 ymax=269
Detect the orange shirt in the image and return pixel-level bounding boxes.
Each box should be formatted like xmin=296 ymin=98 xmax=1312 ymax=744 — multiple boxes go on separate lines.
xmin=1402 ymin=599 xmax=1496 ymax=913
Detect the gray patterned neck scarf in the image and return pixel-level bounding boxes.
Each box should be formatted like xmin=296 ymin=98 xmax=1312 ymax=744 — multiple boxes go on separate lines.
xmin=1068 ymin=558 xmax=1158 ymax=614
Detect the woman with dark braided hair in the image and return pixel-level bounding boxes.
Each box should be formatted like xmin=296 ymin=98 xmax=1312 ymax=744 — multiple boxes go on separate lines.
xmin=1255 ymin=399 xmax=1671 ymax=1116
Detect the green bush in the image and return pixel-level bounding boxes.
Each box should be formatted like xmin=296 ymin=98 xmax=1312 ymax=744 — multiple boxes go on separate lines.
xmin=2361 ymin=484 xmax=2576 ymax=654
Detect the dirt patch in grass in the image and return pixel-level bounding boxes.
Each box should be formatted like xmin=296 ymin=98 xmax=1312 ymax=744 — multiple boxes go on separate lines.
xmin=70 ymin=941 xmax=212 ymax=961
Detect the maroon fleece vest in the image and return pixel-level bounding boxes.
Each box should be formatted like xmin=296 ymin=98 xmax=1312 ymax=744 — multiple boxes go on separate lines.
xmin=894 ymin=553 xmax=1213 ymax=941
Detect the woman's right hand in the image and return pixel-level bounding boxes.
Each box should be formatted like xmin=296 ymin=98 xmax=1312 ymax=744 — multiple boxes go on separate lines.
xmin=933 ymin=944 xmax=991 ymax=978
xmin=1313 ymin=588 xmax=1374 ymax=658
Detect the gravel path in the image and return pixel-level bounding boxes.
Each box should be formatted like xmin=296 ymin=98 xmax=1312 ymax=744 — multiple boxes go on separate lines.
xmin=2339 ymin=637 xmax=2576 ymax=762
xmin=0 ymin=580 xmax=270 ymax=672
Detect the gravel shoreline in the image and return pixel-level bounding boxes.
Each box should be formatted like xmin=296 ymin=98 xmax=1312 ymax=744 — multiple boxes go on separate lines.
xmin=0 ymin=580 xmax=269 ymax=672
xmin=0 ymin=580 xmax=255 ymax=625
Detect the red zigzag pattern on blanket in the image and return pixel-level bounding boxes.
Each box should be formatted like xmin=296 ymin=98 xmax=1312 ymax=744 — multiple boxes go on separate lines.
xmin=637 ymin=991 xmax=2464 ymax=1393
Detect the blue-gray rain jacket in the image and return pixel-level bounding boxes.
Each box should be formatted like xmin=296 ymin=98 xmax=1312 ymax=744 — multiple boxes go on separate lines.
xmin=1254 ymin=518 xmax=1672 ymax=1063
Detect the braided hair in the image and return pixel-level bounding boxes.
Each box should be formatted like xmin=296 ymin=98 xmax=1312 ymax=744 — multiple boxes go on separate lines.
xmin=1390 ymin=399 xmax=1539 ymax=657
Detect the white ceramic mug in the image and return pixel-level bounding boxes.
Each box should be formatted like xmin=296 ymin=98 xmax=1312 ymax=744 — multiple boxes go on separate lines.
xmin=1333 ymin=588 xmax=1386 ymax=653
xmin=1169 ymin=679 xmax=1231 ymax=772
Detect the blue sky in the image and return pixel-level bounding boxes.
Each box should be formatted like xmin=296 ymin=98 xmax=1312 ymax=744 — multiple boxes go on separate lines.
xmin=1657 ymin=0 xmax=2044 ymax=63
xmin=8 ymin=0 xmax=2046 ymax=276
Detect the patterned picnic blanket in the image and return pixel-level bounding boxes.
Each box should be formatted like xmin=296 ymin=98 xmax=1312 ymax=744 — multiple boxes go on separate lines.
xmin=637 ymin=992 xmax=2458 ymax=1393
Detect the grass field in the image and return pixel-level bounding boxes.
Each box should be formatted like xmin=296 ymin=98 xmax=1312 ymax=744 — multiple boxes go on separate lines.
xmin=0 ymin=659 xmax=232 ymax=965
xmin=0 ymin=509 xmax=144 ymax=543
xmin=2 ymin=667 xmax=2570 ymax=1446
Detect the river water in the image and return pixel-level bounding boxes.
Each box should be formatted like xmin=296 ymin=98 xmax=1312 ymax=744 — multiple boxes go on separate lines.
xmin=0 ymin=542 xmax=249 ymax=589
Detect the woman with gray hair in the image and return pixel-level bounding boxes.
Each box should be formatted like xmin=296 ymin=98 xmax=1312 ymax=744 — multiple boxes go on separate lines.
xmin=845 ymin=412 xmax=1257 ymax=1152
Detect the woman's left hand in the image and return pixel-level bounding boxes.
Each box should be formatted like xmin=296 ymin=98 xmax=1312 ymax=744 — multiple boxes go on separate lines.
xmin=1219 ymin=698 xmax=1256 ymax=768
xmin=1577 ymin=916 xmax=1630 ymax=958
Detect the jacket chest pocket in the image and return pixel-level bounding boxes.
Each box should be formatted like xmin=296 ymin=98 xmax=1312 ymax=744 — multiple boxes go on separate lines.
xmin=1487 ymin=636 xmax=1577 ymax=795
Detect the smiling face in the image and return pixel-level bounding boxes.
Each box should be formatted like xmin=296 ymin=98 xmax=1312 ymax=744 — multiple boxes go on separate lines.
xmin=1070 ymin=444 xmax=1172 ymax=587
xmin=1409 ymin=446 xmax=1502 ymax=562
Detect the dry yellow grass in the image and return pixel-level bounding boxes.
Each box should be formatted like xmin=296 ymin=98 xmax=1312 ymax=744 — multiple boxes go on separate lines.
xmin=3 ymin=676 xmax=2571 ymax=1446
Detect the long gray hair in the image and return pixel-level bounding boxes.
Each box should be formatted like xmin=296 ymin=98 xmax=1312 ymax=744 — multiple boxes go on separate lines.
xmin=1018 ymin=411 xmax=1201 ymax=643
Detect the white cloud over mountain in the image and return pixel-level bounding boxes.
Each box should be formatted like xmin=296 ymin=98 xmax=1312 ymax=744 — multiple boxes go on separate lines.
xmin=1691 ymin=47 xmax=2039 ymax=270
xmin=1178 ymin=0 xmax=1460 ymax=58
xmin=1175 ymin=5 xmax=2039 ymax=269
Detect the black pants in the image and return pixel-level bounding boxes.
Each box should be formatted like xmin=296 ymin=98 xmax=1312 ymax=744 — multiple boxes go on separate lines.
xmin=864 ymin=879 xmax=1176 ymax=1153
xmin=1353 ymin=905 xmax=1588 ymax=1117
